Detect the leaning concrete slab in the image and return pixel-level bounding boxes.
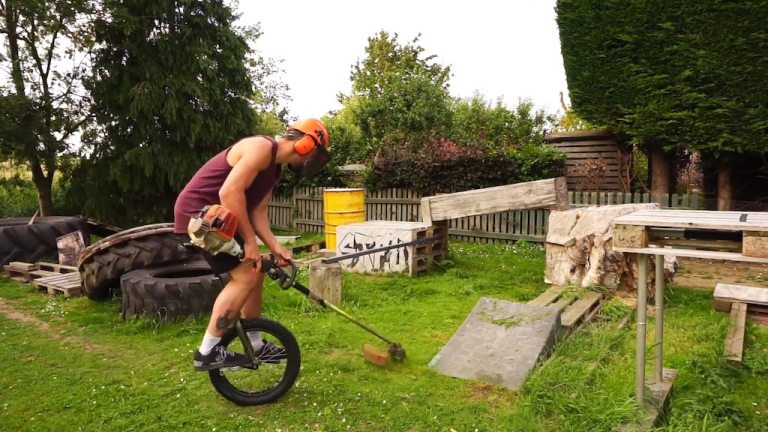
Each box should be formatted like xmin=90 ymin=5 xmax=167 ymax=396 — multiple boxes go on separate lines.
xmin=429 ymin=297 xmax=561 ymax=390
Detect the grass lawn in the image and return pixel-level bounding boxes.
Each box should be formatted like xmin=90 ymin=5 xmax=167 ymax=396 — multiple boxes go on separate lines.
xmin=1 ymin=241 xmax=767 ymax=431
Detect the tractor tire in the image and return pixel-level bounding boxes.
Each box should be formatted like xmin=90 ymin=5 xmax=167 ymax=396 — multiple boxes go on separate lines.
xmin=77 ymin=223 xmax=201 ymax=300
xmin=120 ymin=261 xmax=224 ymax=321
xmin=0 ymin=216 xmax=90 ymax=267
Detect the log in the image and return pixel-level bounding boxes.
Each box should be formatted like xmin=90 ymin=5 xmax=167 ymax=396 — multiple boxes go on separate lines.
xmin=545 ymin=203 xmax=676 ymax=293
xmin=57 ymin=231 xmax=86 ymax=266
xmin=309 ymin=261 xmax=343 ymax=305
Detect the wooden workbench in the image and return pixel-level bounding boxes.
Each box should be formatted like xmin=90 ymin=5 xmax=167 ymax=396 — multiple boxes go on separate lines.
xmin=611 ymin=209 xmax=768 ymax=413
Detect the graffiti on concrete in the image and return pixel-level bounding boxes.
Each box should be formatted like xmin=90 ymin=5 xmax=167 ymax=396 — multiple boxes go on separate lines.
xmin=337 ymin=231 xmax=410 ymax=273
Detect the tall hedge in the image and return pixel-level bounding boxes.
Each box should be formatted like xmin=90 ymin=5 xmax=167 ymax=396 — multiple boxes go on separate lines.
xmin=557 ymin=0 xmax=768 ymax=158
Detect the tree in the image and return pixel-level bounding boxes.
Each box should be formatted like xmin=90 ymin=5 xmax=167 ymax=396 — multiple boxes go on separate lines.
xmin=71 ymin=0 xmax=280 ymax=225
xmin=0 ymin=0 xmax=93 ymax=215
xmin=341 ymin=31 xmax=453 ymax=157
xmin=450 ymin=93 xmax=556 ymax=153
xmin=557 ymin=0 xmax=768 ymax=208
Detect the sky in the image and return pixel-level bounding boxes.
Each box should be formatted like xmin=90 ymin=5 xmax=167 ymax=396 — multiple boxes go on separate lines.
xmin=235 ymin=0 xmax=570 ymax=119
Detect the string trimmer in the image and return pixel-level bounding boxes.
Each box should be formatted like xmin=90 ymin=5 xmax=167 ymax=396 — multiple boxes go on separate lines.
xmin=261 ymin=259 xmax=406 ymax=365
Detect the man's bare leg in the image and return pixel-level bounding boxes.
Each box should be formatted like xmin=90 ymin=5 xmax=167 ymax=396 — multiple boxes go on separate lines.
xmin=194 ymin=262 xmax=260 ymax=370
xmin=206 ymin=262 xmax=261 ymax=337
xmin=239 ymin=277 xmax=264 ymax=320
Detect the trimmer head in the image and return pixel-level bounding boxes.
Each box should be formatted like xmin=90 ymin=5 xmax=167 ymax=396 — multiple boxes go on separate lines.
xmin=388 ymin=343 xmax=406 ymax=362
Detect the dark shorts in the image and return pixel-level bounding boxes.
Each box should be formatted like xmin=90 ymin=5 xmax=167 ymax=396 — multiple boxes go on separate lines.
xmin=198 ymin=236 xmax=245 ymax=276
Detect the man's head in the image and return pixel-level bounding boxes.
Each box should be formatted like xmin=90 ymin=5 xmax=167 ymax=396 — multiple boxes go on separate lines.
xmin=284 ymin=118 xmax=331 ymax=178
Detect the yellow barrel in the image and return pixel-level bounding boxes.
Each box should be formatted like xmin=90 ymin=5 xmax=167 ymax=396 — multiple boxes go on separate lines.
xmin=323 ymin=188 xmax=366 ymax=250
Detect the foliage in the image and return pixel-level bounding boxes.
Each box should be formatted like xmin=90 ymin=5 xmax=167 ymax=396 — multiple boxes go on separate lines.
xmin=450 ymin=94 xmax=557 ymax=152
xmin=556 ymin=0 xmax=768 ymax=159
xmin=364 ymin=138 xmax=565 ymax=195
xmin=0 ymin=175 xmax=37 ymax=217
xmin=0 ymin=0 xmax=94 ymax=215
xmin=512 ymin=143 xmax=568 ymax=182
xmin=67 ymin=0 xmax=282 ymax=226
xmin=342 ymin=31 xmax=453 ymax=155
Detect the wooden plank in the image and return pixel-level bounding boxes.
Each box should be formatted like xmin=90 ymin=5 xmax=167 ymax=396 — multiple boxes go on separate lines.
xmin=547 ymin=139 xmax=617 ymax=147
xmin=529 ymin=285 xmax=567 ymax=307
xmin=652 ymin=238 xmax=742 ymax=252
xmin=421 ymin=178 xmax=569 ymax=223
xmin=713 ymin=283 xmax=768 ymax=307
xmin=561 ymin=292 xmax=604 ymax=328
xmin=550 ymin=295 xmax=574 ymax=311
xmin=29 ymin=270 xmax=59 ymax=279
xmin=613 ymin=209 xmax=768 ymax=231
xmin=614 ymin=247 xmax=768 ymax=264
xmin=724 ymin=302 xmax=747 ymax=364
xmin=36 ymin=262 xmax=78 ymax=273
xmin=8 ymin=262 xmax=38 ymax=271
xmin=544 ymin=130 xmax=614 ymax=142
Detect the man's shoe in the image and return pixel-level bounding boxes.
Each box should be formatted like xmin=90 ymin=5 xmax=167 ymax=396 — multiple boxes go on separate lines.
xmin=193 ymin=345 xmax=249 ymax=371
xmin=255 ymin=340 xmax=287 ymax=364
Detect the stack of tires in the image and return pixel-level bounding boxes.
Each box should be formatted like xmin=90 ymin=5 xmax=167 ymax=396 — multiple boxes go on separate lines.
xmin=76 ymin=223 xmax=224 ymax=321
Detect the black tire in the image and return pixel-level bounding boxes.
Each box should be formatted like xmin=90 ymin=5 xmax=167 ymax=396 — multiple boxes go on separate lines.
xmin=78 ymin=223 xmax=200 ymax=300
xmin=120 ymin=261 xmax=224 ymax=320
xmin=0 ymin=216 xmax=90 ymax=267
xmin=209 ymin=318 xmax=301 ymax=406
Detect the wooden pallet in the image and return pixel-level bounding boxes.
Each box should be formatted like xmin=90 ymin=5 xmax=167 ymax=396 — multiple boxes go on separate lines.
xmin=529 ymin=286 xmax=604 ymax=333
xmin=32 ymin=272 xmax=82 ymax=297
xmin=3 ymin=262 xmax=39 ymax=283
xmin=612 ymin=209 xmax=768 ymax=259
xmin=36 ymin=262 xmax=77 ymax=274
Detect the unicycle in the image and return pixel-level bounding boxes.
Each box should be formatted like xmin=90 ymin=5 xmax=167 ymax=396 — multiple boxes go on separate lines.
xmin=207 ymin=260 xmax=301 ymax=406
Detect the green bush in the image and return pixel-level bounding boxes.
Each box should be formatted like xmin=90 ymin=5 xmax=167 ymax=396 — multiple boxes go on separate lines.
xmin=0 ymin=176 xmax=38 ymax=218
xmin=364 ymin=138 xmax=566 ymax=194
xmin=512 ymin=144 xmax=568 ymax=182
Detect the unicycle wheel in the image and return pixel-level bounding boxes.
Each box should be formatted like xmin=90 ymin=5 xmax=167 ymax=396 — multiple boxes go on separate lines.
xmin=208 ymin=318 xmax=300 ymax=406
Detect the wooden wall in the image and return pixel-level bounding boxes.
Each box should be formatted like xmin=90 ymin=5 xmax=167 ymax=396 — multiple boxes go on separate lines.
xmin=545 ymin=130 xmax=628 ymax=192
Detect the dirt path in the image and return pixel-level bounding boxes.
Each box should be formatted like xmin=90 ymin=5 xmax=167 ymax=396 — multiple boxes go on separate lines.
xmin=674 ymin=257 xmax=768 ymax=290
xmin=0 ymin=297 xmax=100 ymax=352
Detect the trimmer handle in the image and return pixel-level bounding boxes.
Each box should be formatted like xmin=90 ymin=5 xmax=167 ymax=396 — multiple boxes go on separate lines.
xmin=261 ymin=258 xmax=297 ymax=290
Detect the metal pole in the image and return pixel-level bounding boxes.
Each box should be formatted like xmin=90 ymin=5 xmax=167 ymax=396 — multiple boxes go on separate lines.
xmin=654 ymin=254 xmax=665 ymax=383
xmin=636 ymin=254 xmax=648 ymax=404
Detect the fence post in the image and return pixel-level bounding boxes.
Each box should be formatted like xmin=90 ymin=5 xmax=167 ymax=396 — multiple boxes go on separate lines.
xmin=291 ymin=187 xmax=298 ymax=231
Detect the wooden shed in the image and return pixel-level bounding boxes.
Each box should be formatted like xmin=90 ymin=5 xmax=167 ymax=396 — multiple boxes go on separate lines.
xmin=544 ymin=130 xmax=629 ymax=192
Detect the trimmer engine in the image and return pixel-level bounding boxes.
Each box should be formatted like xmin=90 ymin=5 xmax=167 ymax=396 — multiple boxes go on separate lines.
xmin=187 ymin=204 xmax=242 ymax=257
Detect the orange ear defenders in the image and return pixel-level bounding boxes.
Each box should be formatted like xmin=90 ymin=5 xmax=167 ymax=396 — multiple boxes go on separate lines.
xmin=290 ymin=118 xmax=330 ymax=156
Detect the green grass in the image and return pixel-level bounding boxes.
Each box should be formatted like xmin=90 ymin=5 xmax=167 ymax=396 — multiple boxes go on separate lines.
xmin=1 ymin=241 xmax=767 ymax=431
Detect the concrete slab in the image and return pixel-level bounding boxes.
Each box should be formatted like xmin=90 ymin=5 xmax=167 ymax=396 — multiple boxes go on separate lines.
xmin=429 ymin=297 xmax=561 ymax=390
xmin=617 ymin=368 xmax=679 ymax=432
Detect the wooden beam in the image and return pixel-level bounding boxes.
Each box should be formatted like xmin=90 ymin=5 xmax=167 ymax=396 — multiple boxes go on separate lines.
xmin=713 ymin=283 xmax=768 ymax=307
xmin=420 ymin=178 xmax=568 ymax=224
xmin=613 ymin=247 xmax=768 ymax=264
xmin=724 ymin=302 xmax=747 ymax=364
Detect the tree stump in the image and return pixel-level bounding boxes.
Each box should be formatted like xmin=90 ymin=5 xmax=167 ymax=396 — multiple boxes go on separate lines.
xmin=309 ymin=261 xmax=343 ymax=305
xmin=545 ymin=203 xmax=675 ymax=295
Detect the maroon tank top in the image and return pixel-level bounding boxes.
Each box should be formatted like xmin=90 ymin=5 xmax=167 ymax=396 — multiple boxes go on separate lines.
xmin=173 ymin=136 xmax=282 ymax=233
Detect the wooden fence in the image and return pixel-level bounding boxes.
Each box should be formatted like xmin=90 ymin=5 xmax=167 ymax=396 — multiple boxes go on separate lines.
xmin=269 ymin=188 xmax=702 ymax=244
